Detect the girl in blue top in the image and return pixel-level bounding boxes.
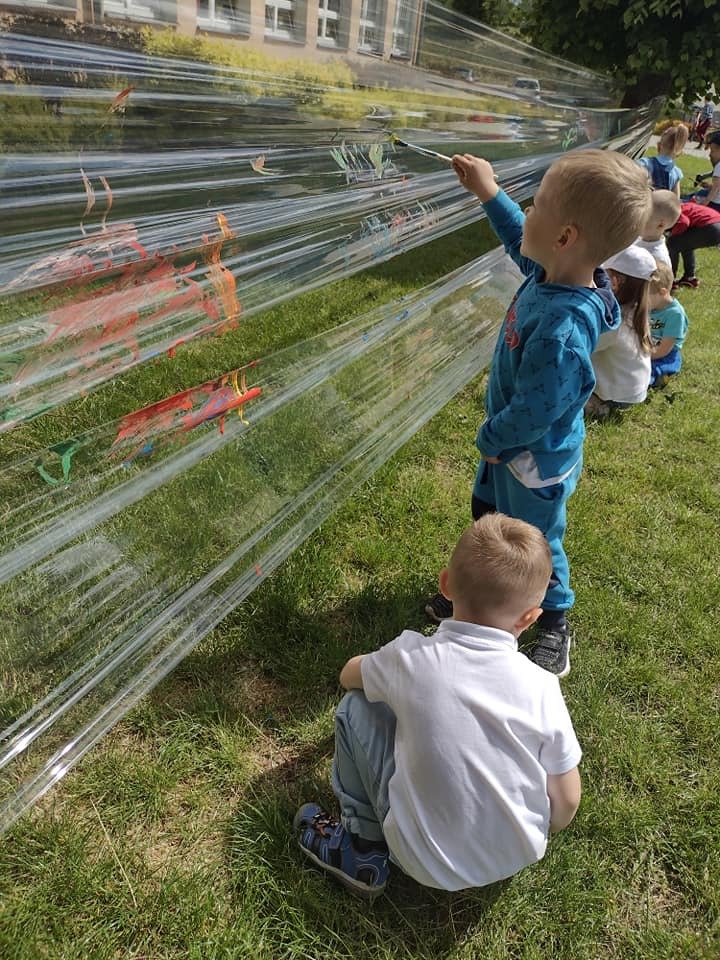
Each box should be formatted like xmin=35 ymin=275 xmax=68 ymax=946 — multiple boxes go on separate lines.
xmin=638 ymin=124 xmax=688 ymax=196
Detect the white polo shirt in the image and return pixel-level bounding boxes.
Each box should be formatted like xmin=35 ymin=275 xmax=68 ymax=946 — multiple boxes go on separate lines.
xmin=361 ymin=620 xmax=581 ymax=891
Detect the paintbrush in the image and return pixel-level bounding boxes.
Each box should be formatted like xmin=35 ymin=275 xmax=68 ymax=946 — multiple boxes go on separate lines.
xmin=388 ymin=133 xmax=454 ymax=164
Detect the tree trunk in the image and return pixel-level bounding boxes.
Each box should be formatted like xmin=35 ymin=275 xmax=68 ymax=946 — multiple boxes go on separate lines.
xmin=621 ymin=73 xmax=671 ymax=108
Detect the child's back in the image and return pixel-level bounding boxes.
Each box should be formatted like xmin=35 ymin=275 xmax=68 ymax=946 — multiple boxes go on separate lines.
xmin=361 ymin=618 xmax=579 ymax=889
xmin=649 ymin=261 xmax=689 ymax=386
xmin=588 ymin=244 xmax=656 ymax=411
xmin=638 ymin=125 xmax=687 ymax=193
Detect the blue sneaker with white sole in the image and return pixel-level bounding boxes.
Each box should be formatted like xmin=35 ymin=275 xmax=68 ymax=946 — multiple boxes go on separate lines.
xmin=293 ymin=803 xmax=389 ymax=900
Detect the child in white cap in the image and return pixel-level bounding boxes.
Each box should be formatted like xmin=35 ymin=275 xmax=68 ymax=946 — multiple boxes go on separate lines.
xmin=585 ymin=244 xmax=658 ymax=420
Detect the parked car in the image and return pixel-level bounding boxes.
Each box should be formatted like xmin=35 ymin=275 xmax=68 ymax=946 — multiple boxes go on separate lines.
xmin=452 ymin=67 xmax=475 ymax=83
xmin=513 ymin=77 xmax=541 ymax=97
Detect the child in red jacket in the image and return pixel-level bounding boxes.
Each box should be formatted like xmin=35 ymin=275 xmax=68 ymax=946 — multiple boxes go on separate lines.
xmin=667 ymin=200 xmax=720 ymax=288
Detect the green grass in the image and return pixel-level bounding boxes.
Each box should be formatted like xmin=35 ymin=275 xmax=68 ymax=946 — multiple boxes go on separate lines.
xmin=1 ymin=152 xmax=720 ymax=959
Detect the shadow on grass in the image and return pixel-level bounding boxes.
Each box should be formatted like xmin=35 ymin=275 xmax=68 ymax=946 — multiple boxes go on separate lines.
xmin=225 ymin=742 xmax=509 ymax=960
xmin=148 ymin=569 xmax=439 ymax=726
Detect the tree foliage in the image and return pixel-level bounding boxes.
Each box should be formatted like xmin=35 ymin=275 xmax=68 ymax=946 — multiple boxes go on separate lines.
xmin=523 ymin=0 xmax=720 ymax=106
xmin=447 ymin=0 xmax=531 ymax=38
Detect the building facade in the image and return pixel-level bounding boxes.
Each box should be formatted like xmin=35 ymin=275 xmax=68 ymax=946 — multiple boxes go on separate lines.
xmin=5 ymin=0 xmax=424 ymax=64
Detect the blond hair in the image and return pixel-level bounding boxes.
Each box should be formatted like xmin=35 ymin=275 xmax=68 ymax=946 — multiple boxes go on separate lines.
xmin=447 ymin=513 xmax=552 ymax=622
xmin=647 ymin=189 xmax=681 ymax=228
xmin=545 ymin=149 xmax=652 ymax=265
xmin=650 ymin=260 xmax=674 ymax=294
xmin=658 ymin=124 xmax=688 ymax=157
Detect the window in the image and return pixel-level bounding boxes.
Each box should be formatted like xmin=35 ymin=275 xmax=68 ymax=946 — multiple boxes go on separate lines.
xmin=102 ymin=0 xmax=164 ymax=22
xmin=4 ymin=0 xmax=76 ymax=10
xmin=391 ymin=0 xmax=415 ymax=58
xmin=265 ymin=0 xmax=296 ymax=39
xmin=358 ymin=0 xmax=383 ymax=53
xmin=317 ymin=0 xmax=340 ymax=46
xmin=197 ymin=0 xmax=250 ymax=33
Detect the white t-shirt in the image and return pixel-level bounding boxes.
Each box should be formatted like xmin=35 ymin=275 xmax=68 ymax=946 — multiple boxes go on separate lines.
xmin=360 ymin=620 xmax=582 ymax=891
xmin=636 ymin=236 xmax=672 ymax=266
xmin=592 ymin=304 xmax=651 ymax=404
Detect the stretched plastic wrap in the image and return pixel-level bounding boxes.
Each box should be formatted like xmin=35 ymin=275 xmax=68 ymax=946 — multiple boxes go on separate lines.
xmin=0 ymin=248 xmax=523 ymax=830
xmin=0 ymin=2 xmax=661 ymax=829
xmin=0 ymin=16 xmax=658 ymax=428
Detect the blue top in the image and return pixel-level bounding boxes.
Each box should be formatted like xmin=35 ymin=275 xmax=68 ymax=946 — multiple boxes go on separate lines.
xmin=638 ymin=155 xmax=683 ymax=192
xmin=478 ymin=190 xmax=620 ymax=480
xmin=650 ymin=299 xmax=688 ymax=349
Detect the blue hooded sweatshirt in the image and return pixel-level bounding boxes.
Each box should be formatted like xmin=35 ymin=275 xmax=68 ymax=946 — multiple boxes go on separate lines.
xmin=477 ymin=189 xmax=620 ymax=481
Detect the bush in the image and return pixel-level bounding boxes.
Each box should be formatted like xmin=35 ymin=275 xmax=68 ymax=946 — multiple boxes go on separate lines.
xmin=654 ymin=117 xmax=690 ymax=136
xmin=141 ymin=28 xmax=356 ymax=95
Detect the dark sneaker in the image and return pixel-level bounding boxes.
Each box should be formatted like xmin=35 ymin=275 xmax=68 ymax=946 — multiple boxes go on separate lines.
xmin=424 ymin=592 xmax=453 ymax=623
xmin=677 ymin=276 xmax=699 ymax=288
xmin=528 ymin=625 xmax=571 ymax=678
xmin=293 ymin=803 xmax=389 ymax=901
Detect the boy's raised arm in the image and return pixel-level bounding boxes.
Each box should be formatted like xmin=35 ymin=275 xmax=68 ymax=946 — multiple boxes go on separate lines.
xmin=452 ymin=154 xmax=535 ymax=277
xmin=452 ymin=154 xmax=499 ymax=203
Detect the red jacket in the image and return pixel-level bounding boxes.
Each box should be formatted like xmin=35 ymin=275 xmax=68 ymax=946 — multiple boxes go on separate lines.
xmin=671 ymin=201 xmax=720 ymax=235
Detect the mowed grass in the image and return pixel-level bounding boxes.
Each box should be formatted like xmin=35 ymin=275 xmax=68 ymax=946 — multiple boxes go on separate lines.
xmin=1 ymin=152 xmax=719 ymax=959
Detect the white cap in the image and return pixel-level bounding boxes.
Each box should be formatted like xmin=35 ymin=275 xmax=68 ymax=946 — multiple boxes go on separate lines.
xmin=602 ymin=244 xmax=657 ymax=280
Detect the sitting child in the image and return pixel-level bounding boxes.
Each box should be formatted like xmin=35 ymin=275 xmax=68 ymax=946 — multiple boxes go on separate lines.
xmin=667 ymin=199 xmax=720 ymax=288
xmin=585 ymin=244 xmax=656 ymax=419
xmin=638 ymin=124 xmax=687 ymax=195
xmin=649 ymin=262 xmax=689 ymax=387
xmin=294 ymin=514 xmax=581 ymax=899
xmin=694 ymin=130 xmax=720 ymax=211
xmin=636 ymin=189 xmax=681 ymax=266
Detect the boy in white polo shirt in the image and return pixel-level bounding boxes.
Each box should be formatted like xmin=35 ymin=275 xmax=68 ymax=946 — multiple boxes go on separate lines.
xmin=293 ymin=513 xmax=582 ymax=899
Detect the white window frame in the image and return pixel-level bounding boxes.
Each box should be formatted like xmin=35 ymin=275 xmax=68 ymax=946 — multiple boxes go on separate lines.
xmin=391 ymin=0 xmax=414 ymax=57
xmin=5 ymin=0 xmax=76 ymax=10
xmin=358 ymin=0 xmax=382 ymax=53
xmin=197 ymin=0 xmax=249 ymax=33
xmin=317 ymin=0 xmax=340 ymax=47
xmin=265 ymin=0 xmax=296 ymax=39
xmin=102 ymin=0 xmax=162 ymax=22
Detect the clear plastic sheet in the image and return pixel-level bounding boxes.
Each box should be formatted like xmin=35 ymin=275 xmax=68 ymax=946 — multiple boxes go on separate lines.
xmin=0 ymin=19 xmax=658 ymax=427
xmin=0 ymin=248 xmax=521 ymax=830
xmin=0 ymin=4 xmax=661 ymax=828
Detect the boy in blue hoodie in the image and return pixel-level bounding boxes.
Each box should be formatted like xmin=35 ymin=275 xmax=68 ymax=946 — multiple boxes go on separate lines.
xmin=426 ymin=149 xmax=652 ymax=677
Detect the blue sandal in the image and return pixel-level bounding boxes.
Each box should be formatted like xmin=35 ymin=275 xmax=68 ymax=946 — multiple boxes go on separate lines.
xmin=293 ymin=803 xmax=389 ymax=900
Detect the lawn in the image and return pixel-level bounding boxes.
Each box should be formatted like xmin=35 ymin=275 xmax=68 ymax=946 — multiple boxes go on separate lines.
xmin=0 ymin=151 xmax=718 ymax=960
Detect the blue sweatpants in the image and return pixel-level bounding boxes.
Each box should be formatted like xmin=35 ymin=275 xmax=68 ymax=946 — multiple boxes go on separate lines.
xmin=472 ymin=457 xmax=582 ymax=612
xmin=650 ymin=347 xmax=682 ymax=385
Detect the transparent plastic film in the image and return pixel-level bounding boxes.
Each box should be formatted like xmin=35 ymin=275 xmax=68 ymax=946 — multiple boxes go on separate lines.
xmin=0 ymin=18 xmax=660 ymax=428
xmin=0 ymin=247 xmax=521 ymax=832
xmin=0 ymin=5 xmax=665 ymax=829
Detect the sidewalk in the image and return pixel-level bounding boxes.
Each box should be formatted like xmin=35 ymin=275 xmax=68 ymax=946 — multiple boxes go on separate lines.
xmin=649 ymin=135 xmax=709 ymax=159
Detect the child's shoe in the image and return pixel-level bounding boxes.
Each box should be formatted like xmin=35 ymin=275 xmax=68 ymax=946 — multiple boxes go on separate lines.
xmin=424 ymin=592 xmax=453 ymax=622
xmin=528 ymin=625 xmax=571 ymax=678
xmin=293 ymin=803 xmax=389 ymax=900
xmin=677 ymin=276 xmax=699 ymax=288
